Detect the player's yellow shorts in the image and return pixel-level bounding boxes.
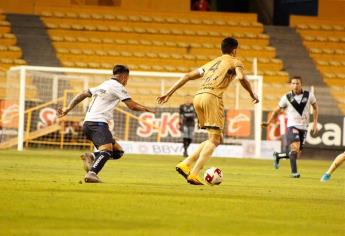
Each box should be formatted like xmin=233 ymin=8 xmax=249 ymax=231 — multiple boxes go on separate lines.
xmin=193 ymin=93 xmax=224 ymax=135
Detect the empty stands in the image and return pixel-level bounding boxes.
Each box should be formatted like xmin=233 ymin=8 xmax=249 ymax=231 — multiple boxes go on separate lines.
xmin=291 ymin=15 xmax=345 ymax=114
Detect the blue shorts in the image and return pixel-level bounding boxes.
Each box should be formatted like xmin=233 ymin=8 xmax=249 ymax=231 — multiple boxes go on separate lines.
xmin=83 ymin=121 xmax=114 ymax=149
xmin=287 ymin=127 xmax=307 ymax=150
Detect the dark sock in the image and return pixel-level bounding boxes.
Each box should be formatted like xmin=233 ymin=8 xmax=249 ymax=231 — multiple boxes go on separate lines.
xmin=186 ymin=138 xmax=192 ymax=148
xmin=289 ymin=151 xmax=298 ymax=173
xmin=90 ymin=150 xmax=111 ymax=174
xmin=183 ymin=138 xmax=188 ymax=152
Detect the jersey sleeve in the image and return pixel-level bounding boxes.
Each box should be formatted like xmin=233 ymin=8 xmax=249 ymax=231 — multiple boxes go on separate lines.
xmin=88 ymin=86 xmax=98 ymax=95
xmin=234 ymin=58 xmax=244 ymax=69
xmin=112 ymin=85 xmax=131 ymax=101
xmin=309 ymin=93 xmax=317 ymax=104
xmin=278 ymin=95 xmax=287 ymax=108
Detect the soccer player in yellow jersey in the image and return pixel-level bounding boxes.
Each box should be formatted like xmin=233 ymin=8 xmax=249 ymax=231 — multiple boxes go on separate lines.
xmin=321 ymin=151 xmax=345 ymax=182
xmin=157 ymin=37 xmax=259 ymax=185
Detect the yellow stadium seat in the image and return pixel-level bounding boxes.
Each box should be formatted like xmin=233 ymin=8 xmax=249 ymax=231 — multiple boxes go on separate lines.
xmin=139 ymin=40 xmax=152 ymax=46
xmin=77 ymin=37 xmax=89 ymax=43
xmin=79 ymin=13 xmax=91 ymax=19
xmin=108 ymin=50 xmax=120 ymax=57
xmin=45 ymin=23 xmax=57 ymax=29
xmin=71 ymin=24 xmax=82 ymax=30
xmin=59 ymin=24 xmax=71 ymax=30
xmin=334 ymin=25 xmax=345 ymax=31
xmin=140 ymin=16 xmax=153 ymax=23
xmin=89 ymin=38 xmax=102 ymax=43
xmin=83 ymin=49 xmax=94 ymax=55
xmin=41 ymin=11 xmax=52 ymax=17
xmin=116 ymin=15 xmax=128 ymax=21
xmin=75 ymin=62 xmax=88 ymax=68
xmin=53 ymin=12 xmax=65 ymax=18
xmin=152 ymin=16 xmax=164 ymax=23
xmin=56 ymin=48 xmax=69 ymax=54
xmin=84 ymin=25 xmax=96 ymax=31
xmin=134 ymin=27 xmax=146 ymax=33
xmin=66 ymin=12 xmax=78 ymax=18
xmin=70 ymin=48 xmax=82 ymax=55
xmin=96 ymin=25 xmax=108 ymax=31
xmin=320 ymin=24 xmax=332 ymax=31
xmin=164 ymin=65 xmax=176 ymax=72
xmin=100 ymin=14 xmax=113 ymax=21
xmin=88 ymin=62 xmax=100 ymax=68
xmin=64 ymin=36 xmax=76 ymax=42
xmin=91 ymin=14 xmax=103 ymax=20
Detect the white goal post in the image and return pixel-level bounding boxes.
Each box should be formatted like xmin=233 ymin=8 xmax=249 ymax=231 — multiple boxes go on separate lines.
xmin=2 ymin=65 xmax=263 ymax=157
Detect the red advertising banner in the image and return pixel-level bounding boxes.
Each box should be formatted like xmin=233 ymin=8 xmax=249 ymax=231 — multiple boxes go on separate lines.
xmin=226 ymin=110 xmax=251 ymax=137
xmin=0 ymin=100 xmax=18 ymax=128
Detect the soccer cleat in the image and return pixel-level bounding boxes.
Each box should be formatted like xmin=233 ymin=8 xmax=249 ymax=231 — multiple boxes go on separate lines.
xmin=80 ymin=152 xmax=94 ymax=172
xmin=84 ymin=172 xmax=102 ymax=183
xmin=176 ymin=162 xmax=190 ymax=180
xmin=187 ymin=175 xmax=204 ymax=185
xmin=320 ymin=173 xmax=331 ymax=182
xmin=273 ymin=152 xmax=280 ymax=170
xmin=290 ymin=172 xmax=301 ymax=178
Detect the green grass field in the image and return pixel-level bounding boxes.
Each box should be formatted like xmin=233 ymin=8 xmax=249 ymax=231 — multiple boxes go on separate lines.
xmin=0 ymin=150 xmax=344 ymax=236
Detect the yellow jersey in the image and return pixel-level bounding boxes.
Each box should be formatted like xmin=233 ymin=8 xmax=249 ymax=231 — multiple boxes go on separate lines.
xmin=195 ymin=54 xmax=244 ymax=98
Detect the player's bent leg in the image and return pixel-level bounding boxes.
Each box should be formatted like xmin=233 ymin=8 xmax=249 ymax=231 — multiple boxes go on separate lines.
xmin=112 ymin=141 xmax=124 ymax=160
xmin=85 ymin=143 xmax=112 ymax=183
xmin=176 ymin=141 xmax=207 ymax=180
xmin=188 ymin=130 xmax=221 ymax=185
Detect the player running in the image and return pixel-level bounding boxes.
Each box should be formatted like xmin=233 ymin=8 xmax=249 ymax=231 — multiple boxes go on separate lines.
xmin=58 ymin=65 xmax=154 ymax=183
xmin=157 ymin=37 xmax=259 ymax=185
xmin=320 ymin=151 xmax=345 ymax=182
xmin=262 ymin=76 xmax=319 ymax=178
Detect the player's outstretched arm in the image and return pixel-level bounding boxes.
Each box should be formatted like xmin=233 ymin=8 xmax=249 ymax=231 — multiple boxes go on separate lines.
xmin=261 ymin=106 xmax=282 ymax=128
xmin=311 ymin=102 xmax=319 ymax=135
xmin=57 ymin=90 xmax=91 ymax=118
xmin=123 ymin=99 xmax=154 ymax=113
xmin=235 ymin=67 xmax=259 ymax=104
xmin=157 ymin=70 xmax=202 ymax=104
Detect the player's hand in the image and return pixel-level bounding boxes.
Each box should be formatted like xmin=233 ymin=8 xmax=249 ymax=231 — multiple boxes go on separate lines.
xmin=57 ymin=107 xmax=69 ymax=118
xmin=261 ymin=122 xmax=269 ymax=128
xmin=251 ymin=94 xmax=259 ymax=104
xmin=311 ymin=123 xmax=319 ymax=135
xmin=156 ymin=94 xmax=171 ymax=104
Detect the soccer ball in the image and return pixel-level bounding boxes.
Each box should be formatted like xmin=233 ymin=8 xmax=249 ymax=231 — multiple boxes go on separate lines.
xmin=204 ymin=167 xmax=223 ymax=185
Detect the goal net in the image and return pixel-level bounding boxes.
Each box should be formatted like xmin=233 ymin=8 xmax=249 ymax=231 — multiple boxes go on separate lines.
xmin=0 ymin=66 xmax=264 ymax=158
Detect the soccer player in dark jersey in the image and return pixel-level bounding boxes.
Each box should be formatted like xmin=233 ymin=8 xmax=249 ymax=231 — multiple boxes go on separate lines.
xmin=179 ymin=95 xmax=196 ymax=157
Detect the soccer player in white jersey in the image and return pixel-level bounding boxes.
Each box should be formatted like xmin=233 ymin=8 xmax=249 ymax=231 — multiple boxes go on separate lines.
xmin=262 ymin=76 xmax=319 ymax=178
xmin=58 ymin=65 xmax=154 ymax=183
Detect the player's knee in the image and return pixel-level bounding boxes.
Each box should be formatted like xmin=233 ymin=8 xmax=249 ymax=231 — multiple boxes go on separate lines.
xmin=210 ymin=137 xmax=221 ymax=146
xmin=289 ymin=150 xmax=298 ymax=157
xmin=112 ymin=150 xmax=124 ymax=160
xmin=99 ymin=143 xmax=113 ymax=152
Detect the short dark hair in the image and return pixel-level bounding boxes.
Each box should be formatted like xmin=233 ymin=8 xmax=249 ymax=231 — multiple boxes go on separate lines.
xmin=221 ymin=37 xmax=238 ymax=54
xmin=113 ymin=65 xmax=129 ymax=75
xmin=290 ymin=76 xmax=302 ymax=83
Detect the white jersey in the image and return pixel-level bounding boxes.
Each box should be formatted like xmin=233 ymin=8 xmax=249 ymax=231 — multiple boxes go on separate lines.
xmin=278 ymin=90 xmax=316 ymax=130
xmin=84 ymin=79 xmax=131 ymax=123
